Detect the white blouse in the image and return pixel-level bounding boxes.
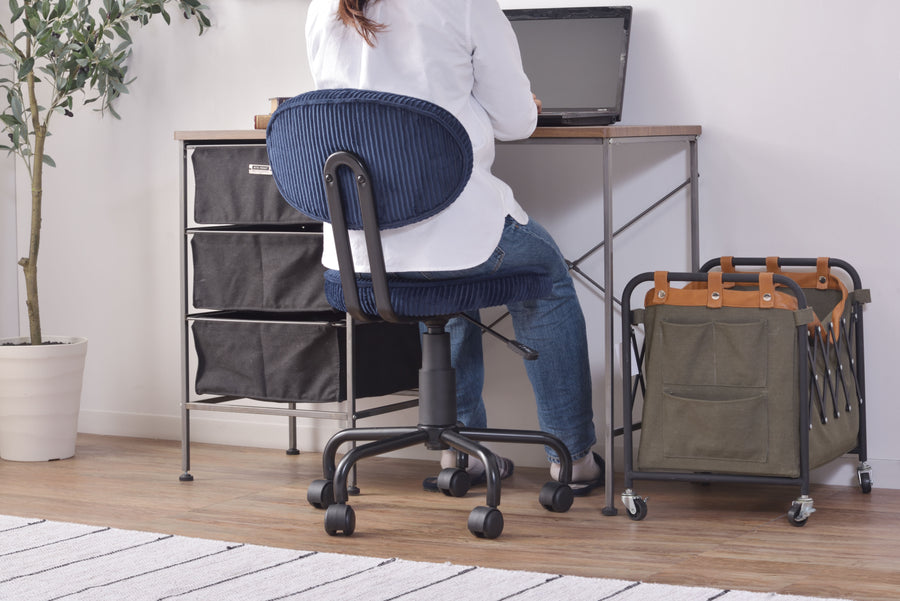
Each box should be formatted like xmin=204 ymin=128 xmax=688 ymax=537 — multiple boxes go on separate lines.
xmin=305 ymin=0 xmax=536 ymax=272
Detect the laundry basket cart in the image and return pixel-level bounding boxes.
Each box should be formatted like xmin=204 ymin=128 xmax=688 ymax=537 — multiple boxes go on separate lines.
xmin=618 ymin=257 xmax=871 ymax=526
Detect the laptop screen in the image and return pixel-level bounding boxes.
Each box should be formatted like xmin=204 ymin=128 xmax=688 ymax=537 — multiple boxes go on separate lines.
xmin=505 ymin=6 xmax=632 ymax=124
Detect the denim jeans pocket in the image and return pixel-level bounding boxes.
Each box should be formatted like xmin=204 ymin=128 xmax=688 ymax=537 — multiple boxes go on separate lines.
xmin=407 ymin=245 xmax=505 ymax=280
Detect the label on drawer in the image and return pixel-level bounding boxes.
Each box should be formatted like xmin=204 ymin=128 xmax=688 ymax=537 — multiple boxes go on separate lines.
xmin=248 ymin=164 xmax=272 ymax=176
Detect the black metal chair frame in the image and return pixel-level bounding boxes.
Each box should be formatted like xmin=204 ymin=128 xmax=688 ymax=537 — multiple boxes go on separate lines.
xmin=305 ymin=150 xmax=575 ymax=539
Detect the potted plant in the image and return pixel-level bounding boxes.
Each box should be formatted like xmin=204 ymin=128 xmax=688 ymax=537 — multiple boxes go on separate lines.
xmin=0 ymin=0 xmax=210 ymax=460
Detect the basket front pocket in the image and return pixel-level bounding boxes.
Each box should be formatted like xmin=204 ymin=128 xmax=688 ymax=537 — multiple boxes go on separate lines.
xmin=660 ymin=319 xmax=768 ymax=388
xmin=660 ymin=321 xmax=715 ymax=386
xmin=662 ymin=391 xmax=769 ymax=463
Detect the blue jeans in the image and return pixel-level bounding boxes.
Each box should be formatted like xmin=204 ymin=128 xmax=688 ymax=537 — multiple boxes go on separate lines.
xmin=405 ymin=216 xmax=596 ymax=463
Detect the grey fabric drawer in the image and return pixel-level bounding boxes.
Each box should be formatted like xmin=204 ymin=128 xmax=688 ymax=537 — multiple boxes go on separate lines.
xmin=191 ymin=230 xmax=332 ymax=312
xmin=192 ymin=145 xmax=317 ymax=225
xmin=192 ymin=314 xmax=421 ymax=404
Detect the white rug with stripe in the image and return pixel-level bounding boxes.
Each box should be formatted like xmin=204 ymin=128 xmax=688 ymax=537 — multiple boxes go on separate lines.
xmin=0 ymin=515 xmax=853 ymax=601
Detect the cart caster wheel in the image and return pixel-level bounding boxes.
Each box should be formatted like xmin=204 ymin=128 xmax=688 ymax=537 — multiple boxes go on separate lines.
xmin=307 ymin=479 xmax=335 ymax=509
xmin=860 ymin=472 xmax=873 ymax=494
xmin=787 ymin=497 xmax=816 ymax=527
xmin=539 ymin=481 xmax=574 ymax=513
xmin=626 ymin=497 xmax=648 ymax=521
xmin=468 ymin=506 xmax=503 ymax=539
xmin=787 ymin=504 xmax=808 ymax=527
xmin=324 ymin=504 xmax=355 ymax=536
xmin=437 ymin=467 xmax=471 ymax=497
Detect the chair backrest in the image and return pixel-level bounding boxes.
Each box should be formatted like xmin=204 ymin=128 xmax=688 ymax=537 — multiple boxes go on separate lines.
xmin=266 ymin=88 xmax=473 ymax=230
xmin=266 ymin=88 xmax=474 ymax=322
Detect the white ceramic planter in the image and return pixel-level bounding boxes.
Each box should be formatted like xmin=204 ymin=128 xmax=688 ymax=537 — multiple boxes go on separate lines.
xmin=0 ymin=336 xmax=88 ymax=461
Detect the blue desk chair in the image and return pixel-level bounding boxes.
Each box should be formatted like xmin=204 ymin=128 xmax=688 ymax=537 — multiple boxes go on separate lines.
xmin=266 ymin=88 xmax=574 ymax=539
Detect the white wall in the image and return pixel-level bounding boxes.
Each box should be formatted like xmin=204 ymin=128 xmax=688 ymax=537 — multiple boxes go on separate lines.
xmin=4 ymin=0 xmax=898 ymax=488
xmin=0 ymin=3 xmax=17 ymax=339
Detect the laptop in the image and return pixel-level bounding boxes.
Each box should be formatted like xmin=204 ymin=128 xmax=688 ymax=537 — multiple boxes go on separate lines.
xmin=504 ymin=6 xmax=632 ymax=126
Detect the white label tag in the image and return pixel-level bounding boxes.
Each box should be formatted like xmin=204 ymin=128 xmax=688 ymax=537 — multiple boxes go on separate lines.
xmin=248 ymin=164 xmax=272 ymax=176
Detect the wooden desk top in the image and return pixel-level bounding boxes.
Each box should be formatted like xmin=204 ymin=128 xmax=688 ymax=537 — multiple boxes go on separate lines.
xmin=175 ymin=124 xmax=701 ymax=143
xmin=530 ymin=124 xmax=701 ymax=139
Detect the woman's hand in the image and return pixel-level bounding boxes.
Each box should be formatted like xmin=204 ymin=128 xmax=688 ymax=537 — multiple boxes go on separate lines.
xmin=533 ymin=93 xmax=542 ymax=113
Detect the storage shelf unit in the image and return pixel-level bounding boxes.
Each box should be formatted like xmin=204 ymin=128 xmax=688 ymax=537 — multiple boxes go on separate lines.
xmin=176 ymin=132 xmax=419 ymax=481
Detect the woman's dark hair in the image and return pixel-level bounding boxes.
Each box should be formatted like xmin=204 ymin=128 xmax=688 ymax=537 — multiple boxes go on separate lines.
xmin=337 ymin=0 xmax=385 ymax=47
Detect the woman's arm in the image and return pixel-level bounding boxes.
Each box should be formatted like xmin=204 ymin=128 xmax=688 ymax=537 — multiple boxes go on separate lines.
xmin=469 ymin=1 xmax=538 ymax=141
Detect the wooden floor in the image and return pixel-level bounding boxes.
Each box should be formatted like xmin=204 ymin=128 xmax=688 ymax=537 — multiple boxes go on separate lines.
xmin=1 ymin=434 xmax=898 ymax=601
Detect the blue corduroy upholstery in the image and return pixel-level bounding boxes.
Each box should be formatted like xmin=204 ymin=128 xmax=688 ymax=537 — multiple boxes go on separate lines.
xmin=323 ymin=269 xmax=551 ymax=318
xmin=267 ymin=88 xmax=472 ymax=230
xmin=266 ymin=88 xmax=552 ymax=320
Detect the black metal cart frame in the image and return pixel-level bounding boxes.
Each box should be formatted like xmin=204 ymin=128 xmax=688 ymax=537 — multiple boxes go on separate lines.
xmin=617 ymin=258 xmax=871 ymax=525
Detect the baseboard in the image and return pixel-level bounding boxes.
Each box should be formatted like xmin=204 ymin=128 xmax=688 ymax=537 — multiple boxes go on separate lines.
xmin=76 ymin=408 xmax=334 ymax=452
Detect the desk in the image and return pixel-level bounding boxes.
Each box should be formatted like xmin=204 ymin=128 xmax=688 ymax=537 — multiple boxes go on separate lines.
xmin=176 ymin=124 xmax=702 ymax=514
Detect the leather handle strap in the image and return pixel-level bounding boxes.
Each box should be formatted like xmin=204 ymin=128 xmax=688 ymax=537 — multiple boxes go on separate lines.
xmin=653 ymin=271 xmax=670 ymax=304
xmin=707 ymin=271 xmax=723 ymax=308
xmin=759 ymin=272 xmax=776 ymax=308
xmin=816 ymin=256 xmax=830 ymax=290
xmin=721 ymin=256 xmax=735 ymax=273
xmin=647 ymin=271 xmax=795 ymax=310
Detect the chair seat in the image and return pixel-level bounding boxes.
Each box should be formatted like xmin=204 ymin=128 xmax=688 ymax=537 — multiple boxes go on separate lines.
xmin=324 ymin=270 xmax=553 ymax=319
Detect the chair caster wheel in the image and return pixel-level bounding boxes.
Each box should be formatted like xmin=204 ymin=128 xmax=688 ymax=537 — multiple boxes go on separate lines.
xmin=468 ymin=506 xmax=503 ymax=539
xmin=539 ymin=481 xmax=574 ymax=513
xmin=324 ymin=503 xmax=356 ymax=536
xmin=307 ymin=479 xmax=335 ymax=509
xmin=437 ymin=467 xmax=471 ymax=497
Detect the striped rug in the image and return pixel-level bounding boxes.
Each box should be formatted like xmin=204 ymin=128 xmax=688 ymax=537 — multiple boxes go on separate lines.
xmin=0 ymin=515 xmax=852 ymax=601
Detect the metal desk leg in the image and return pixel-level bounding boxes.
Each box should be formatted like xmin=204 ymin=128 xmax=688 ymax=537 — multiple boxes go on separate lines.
xmin=601 ymin=139 xmax=617 ymax=516
xmin=690 ymin=138 xmax=700 ymax=270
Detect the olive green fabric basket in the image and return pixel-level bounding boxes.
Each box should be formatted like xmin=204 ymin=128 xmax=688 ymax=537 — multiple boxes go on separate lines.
xmin=636 ymin=272 xmax=863 ymax=478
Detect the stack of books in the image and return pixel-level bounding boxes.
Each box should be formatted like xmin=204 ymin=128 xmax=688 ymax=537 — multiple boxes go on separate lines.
xmin=253 ymin=97 xmax=291 ymax=129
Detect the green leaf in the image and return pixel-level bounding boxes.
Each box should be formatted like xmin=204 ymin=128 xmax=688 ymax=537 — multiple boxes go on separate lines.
xmin=108 ymin=76 xmax=128 ymax=95
xmin=113 ymin=22 xmax=131 ymax=42
xmin=113 ymin=38 xmax=130 ymax=54
xmin=16 ymin=57 xmax=34 ymax=80
xmin=41 ymin=153 xmax=56 ymax=167
xmin=0 ymin=113 xmax=21 ymax=126
xmin=9 ymin=0 xmax=24 ymax=22
xmin=9 ymin=90 xmax=23 ymax=118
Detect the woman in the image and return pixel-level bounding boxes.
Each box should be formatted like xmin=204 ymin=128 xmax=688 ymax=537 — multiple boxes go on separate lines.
xmin=305 ymin=0 xmax=603 ymax=493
